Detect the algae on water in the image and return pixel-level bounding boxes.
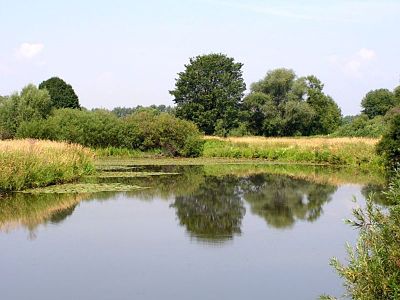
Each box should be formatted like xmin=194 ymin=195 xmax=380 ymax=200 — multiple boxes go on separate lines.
xmin=21 ymin=183 xmax=148 ymax=194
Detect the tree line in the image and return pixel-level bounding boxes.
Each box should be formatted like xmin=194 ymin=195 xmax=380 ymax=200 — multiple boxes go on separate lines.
xmin=1 ymin=52 xmax=400 ymax=157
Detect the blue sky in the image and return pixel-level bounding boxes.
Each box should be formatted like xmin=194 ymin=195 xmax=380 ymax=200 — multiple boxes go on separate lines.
xmin=0 ymin=0 xmax=399 ymax=115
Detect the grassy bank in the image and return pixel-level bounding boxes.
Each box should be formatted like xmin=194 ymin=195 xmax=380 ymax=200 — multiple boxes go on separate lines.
xmin=203 ymin=136 xmax=382 ymax=169
xmin=0 ymin=139 xmax=94 ymax=191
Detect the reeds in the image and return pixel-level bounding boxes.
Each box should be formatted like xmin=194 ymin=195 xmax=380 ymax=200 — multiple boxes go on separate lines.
xmin=203 ymin=136 xmax=382 ymax=168
xmin=0 ymin=139 xmax=95 ymax=191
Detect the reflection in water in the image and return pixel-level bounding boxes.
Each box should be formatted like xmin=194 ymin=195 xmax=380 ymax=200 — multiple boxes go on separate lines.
xmin=361 ymin=184 xmax=387 ymax=205
xmin=171 ymin=176 xmax=245 ymax=243
xmin=1 ymin=165 xmax=371 ymax=242
xmin=0 ymin=193 xmax=84 ymax=238
xmin=241 ymin=174 xmax=337 ymax=229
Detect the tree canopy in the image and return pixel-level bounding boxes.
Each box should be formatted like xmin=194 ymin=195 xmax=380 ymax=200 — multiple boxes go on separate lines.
xmin=170 ymin=53 xmax=246 ymax=135
xmin=361 ymin=89 xmax=397 ymax=119
xmin=39 ymin=77 xmax=80 ymax=109
xmin=242 ymin=69 xmax=341 ymax=136
xmin=0 ymin=84 xmax=52 ymax=138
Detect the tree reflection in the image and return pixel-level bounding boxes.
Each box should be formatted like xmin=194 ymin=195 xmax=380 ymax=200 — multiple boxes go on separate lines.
xmin=171 ymin=176 xmax=245 ymax=243
xmin=241 ymin=174 xmax=337 ymax=229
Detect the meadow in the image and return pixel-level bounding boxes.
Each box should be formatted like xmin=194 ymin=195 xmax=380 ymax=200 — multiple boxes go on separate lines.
xmin=0 ymin=139 xmax=94 ymax=192
xmin=202 ymin=136 xmax=381 ymax=169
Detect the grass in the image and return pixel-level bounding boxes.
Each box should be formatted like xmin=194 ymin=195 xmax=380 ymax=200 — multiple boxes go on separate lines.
xmin=203 ymin=136 xmax=382 ymax=169
xmin=0 ymin=139 xmax=95 ymax=191
xmin=93 ymin=136 xmax=382 ymax=170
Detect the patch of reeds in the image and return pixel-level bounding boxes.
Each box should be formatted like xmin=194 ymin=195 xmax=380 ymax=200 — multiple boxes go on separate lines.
xmin=203 ymin=136 xmax=382 ymax=169
xmin=0 ymin=139 xmax=95 ymax=191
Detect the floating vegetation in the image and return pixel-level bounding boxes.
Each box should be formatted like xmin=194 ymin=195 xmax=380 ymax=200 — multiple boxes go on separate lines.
xmin=21 ymin=183 xmax=147 ymax=194
xmin=96 ymin=165 xmax=140 ymax=172
xmin=89 ymin=171 xmax=180 ymax=178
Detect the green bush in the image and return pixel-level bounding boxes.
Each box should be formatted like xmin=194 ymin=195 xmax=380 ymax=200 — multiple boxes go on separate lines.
xmin=124 ymin=111 xmax=204 ymax=157
xmin=376 ymin=113 xmax=400 ymax=169
xmin=323 ymin=171 xmax=400 ymax=300
xmin=332 ymin=114 xmax=386 ymax=138
xmin=16 ymin=109 xmax=203 ymax=157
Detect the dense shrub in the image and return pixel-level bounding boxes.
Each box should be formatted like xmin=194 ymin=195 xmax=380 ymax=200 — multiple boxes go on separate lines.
xmin=16 ymin=109 xmax=203 ymax=157
xmin=124 ymin=111 xmax=204 ymax=156
xmin=0 ymin=84 xmax=52 ymax=138
xmin=376 ymin=113 xmax=400 ymax=169
xmin=332 ymin=114 xmax=386 ymax=138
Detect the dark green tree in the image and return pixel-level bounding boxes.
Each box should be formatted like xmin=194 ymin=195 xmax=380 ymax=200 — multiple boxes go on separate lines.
xmin=394 ymin=85 xmax=400 ymax=102
xmin=39 ymin=77 xmax=80 ymax=109
xmin=170 ymin=53 xmax=246 ymax=135
xmin=361 ymin=89 xmax=397 ymax=119
xmin=303 ymin=76 xmax=342 ymax=134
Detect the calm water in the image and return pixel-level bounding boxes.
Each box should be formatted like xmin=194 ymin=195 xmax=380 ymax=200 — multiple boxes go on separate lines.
xmin=0 ymin=165 xmax=381 ymax=300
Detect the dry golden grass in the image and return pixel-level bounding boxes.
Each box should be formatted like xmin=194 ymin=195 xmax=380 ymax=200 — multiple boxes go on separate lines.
xmin=203 ymin=136 xmax=382 ymax=168
xmin=204 ymin=136 xmax=379 ymax=148
xmin=0 ymin=139 xmax=94 ymax=191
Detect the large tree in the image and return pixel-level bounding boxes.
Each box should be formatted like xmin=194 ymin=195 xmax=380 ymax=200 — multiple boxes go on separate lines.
xmin=39 ymin=77 xmax=80 ymax=109
xmin=170 ymin=53 xmax=246 ymax=135
xmin=243 ymin=70 xmax=341 ymax=136
xmin=361 ymin=88 xmax=397 ymax=119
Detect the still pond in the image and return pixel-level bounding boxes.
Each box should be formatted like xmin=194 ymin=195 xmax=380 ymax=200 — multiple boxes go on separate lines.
xmin=0 ymin=163 xmax=384 ymax=300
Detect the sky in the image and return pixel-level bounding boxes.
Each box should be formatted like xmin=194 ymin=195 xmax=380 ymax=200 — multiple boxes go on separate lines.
xmin=0 ymin=0 xmax=399 ymax=115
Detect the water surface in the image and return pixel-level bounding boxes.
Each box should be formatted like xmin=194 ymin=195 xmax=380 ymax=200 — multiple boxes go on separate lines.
xmin=0 ymin=165 xmax=381 ymax=300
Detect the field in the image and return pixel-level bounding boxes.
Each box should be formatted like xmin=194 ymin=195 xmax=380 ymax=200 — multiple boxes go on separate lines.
xmin=0 ymin=139 xmax=94 ymax=191
xmin=203 ymin=136 xmax=381 ymax=168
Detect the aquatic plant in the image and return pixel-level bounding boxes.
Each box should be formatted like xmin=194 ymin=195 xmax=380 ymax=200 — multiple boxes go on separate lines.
xmin=0 ymin=139 xmax=94 ymax=191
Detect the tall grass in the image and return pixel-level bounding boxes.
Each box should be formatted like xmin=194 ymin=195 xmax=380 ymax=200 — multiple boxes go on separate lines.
xmin=203 ymin=136 xmax=382 ymax=168
xmin=0 ymin=139 xmax=94 ymax=191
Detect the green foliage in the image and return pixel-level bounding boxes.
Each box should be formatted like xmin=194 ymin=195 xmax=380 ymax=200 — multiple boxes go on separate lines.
xmin=251 ymin=68 xmax=296 ymax=105
xmin=242 ymin=70 xmax=341 ymax=136
xmin=0 ymin=84 xmax=52 ymax=138
xmin=395 ymin=86 xmax=400 ymax=102
xmin=111 ymin=105 xmax=175 ymax=117
xmin=39 ymin=77 xmax=80 ymax=109
xmin=361 ymin=88 xmax=397 ymax=119
xmin=377 ymin=113 xmax=400 ymax=169
xmin=17 ymin=109 xmax=203 ymax=157
xmin=326 ymin=171 xmax=400 ymax=300
xmin=124 ymin=111 xmax=204 ymax=157
xmin=332 ymin=114 xmax=386 ymax=138
xmin=305 ymin=76 xmax=342 ymax=135
xmin=170 ymin=53 xmax=246 ymax=135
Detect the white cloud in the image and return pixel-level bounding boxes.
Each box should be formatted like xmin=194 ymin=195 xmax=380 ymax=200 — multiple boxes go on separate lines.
xmin=357 ymin=48 xmax=376 ymax=60
xmin=16 ymin=42 xmax=44 ymax=59
xmin=328 ymin=48 xmax=376 ymax=77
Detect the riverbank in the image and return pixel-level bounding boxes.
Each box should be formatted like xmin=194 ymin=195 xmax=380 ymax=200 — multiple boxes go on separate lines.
xmin=0 ymin=139 xmax=94 ymax=191
xmin=203 ymin=136 xmax=381 ymax=168
xmin=94 ymin=136 xmax=382 ymax=170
